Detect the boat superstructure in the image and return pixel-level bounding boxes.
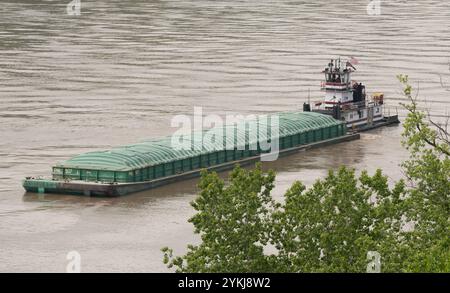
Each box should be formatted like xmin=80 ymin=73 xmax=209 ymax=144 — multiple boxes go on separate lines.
xmin=303 ymin=58 xmax=399 ymax=130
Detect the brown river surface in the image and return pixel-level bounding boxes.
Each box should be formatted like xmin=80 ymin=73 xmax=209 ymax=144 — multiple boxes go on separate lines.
xmin=0 ymin=0 xmax=449 ymax=272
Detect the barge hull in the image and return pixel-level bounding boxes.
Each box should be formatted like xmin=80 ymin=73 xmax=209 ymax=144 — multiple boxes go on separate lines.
xmin=23 ymin=133 xmax=360 ymax=197
xmin=348 ymin=115 xmax=400 ymax=132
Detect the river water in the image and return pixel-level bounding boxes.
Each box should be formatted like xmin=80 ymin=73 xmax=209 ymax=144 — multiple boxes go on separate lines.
xmin=0 ymin=0 xmax=449 ymax=272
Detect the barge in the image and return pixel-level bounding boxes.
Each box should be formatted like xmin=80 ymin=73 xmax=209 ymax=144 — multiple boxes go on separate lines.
xmin=23 ymin=111 xmax=356 ymax=196
xmin=23 ymin=58 xmax=399 ymax=197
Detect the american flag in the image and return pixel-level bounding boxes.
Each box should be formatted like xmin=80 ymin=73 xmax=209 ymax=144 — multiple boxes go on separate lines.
xmin=349 ymin=56 xmax=360 ymax=65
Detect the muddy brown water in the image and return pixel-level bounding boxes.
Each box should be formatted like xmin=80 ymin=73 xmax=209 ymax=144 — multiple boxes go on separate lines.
xmin=0 ymin=0 xmax=449 ymax=272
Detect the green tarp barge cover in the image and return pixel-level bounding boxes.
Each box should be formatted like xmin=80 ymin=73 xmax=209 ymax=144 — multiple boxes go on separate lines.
xmin=52 ymin=111 xmax=346 ymax=183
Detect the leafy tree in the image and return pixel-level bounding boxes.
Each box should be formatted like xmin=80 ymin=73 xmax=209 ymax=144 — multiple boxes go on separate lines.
xmin=397 ymin=74 xmax=450 ymax=272
xmin=162 ymin=76 xmax=449 ymax=273
xmin=162 ymin=165 xmax=277 ymax=272
xmin=270 ymin=167 xmax=408 ymax=272
xmin=163 ymin=164 xmax=411 ymax=273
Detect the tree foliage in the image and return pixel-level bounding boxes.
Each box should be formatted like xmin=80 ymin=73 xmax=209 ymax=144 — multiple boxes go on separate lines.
xmin=163 ymin=76 xmax=449 ymax=273
xmin=162 ymin=166 xmax=277 ymax=273
xmin=397 ymin=74 xmax=450 ymax=272
xmin=271 ymin=167 xmax=409 ymax=272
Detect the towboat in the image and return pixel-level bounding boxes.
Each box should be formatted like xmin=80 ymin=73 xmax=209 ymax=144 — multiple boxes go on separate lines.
xmin=303 ymin=58 xmax=399 ymax=131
